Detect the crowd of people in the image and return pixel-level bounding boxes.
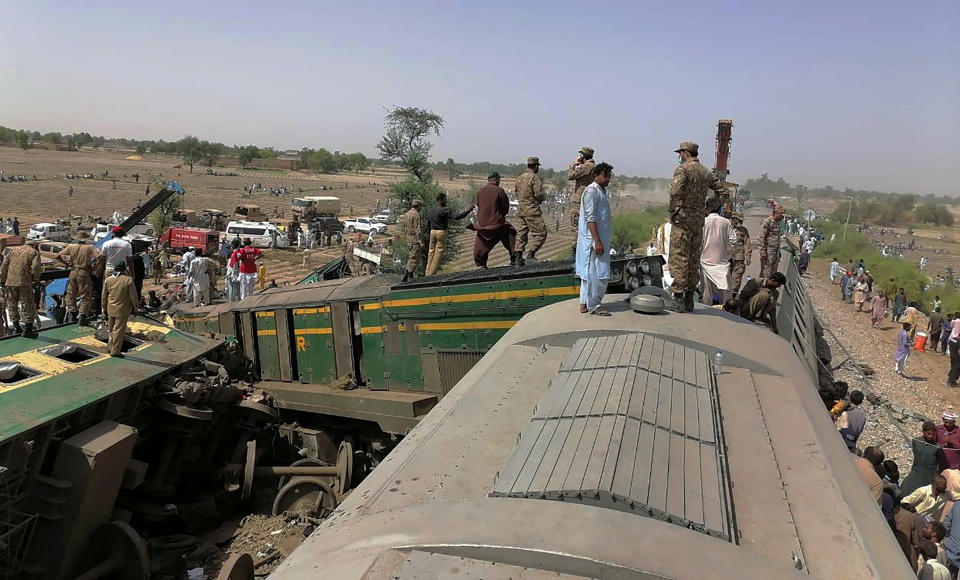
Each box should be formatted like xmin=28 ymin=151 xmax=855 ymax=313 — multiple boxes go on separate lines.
xmin=831 ymin=391 xmax=960 ymax=576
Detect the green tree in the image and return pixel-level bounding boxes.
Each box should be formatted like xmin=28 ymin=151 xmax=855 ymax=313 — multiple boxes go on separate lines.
xmin=15 ymin=130 xmax=29 ymax=150
xmin=237 ymin=145 xmax=261 ymax=167
xmin=200 ymin=141 xmax=222 ymax=167
xmin=136 ymin=145 xmax=147 ymax=155
xmin=149 ymin=184 xmax=182 ymax=234
xmin=177 ymin=135 xmax=202 ymax=173
xmin=446 ymin=158 xmax=456 ymax=180
xmin=376 ymin=106 xmax=444 ymax=184
xmin=350 ymin=153 xmax=370 ymax=173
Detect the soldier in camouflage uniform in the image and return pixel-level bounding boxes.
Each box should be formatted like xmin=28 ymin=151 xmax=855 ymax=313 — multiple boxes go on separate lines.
xmin=567 ymin=147 xmax=596 ymax=230
xmin=515 ymin=156 xmax=546 ymax=263
xmin=401 ymin=199 xmax=424 ymax=282
xmin=1 ymin=240 xmax=41 ymax=337
xmin=665 ymin=141 xmax=728 ymax=312
xmin=729 ymin=212 xmax=751 ymax=294
xmin=757 ymin=207 xmax=784 ymax=278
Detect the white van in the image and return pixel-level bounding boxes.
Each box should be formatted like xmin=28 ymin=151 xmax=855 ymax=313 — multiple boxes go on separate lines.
xmin=27 ymin=223 xmax=70 ymax=242
xmin=224 ymin=220 xmax=290 ymax=248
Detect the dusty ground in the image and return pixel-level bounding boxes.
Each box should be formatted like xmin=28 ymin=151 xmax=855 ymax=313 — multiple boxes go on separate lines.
xmin=0 ymin=147 xmax=658 ymax=284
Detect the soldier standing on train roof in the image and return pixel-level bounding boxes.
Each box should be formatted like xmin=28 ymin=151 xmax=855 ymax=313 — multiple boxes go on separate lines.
xmin=0 ymin=240 xmax=41 ymax=337
xmin=567 ymin=147 xmax=596 ymax=232
xmin=664 ymin=141 xmax=727 ymax=312
xmin=729 ymin=212 xmax=751 ymax=295
xmin=514 ymin=156 xmax=547 ymax=265
xmin=401 ymin=199 xmax=424 ymax=282
xmin=56 ymin=230 xmax=100 ymax=325
xmin=757 ymin=207 xmax=785 ymax=278
xmin=664 ymin=141 xmax=728 ymax=313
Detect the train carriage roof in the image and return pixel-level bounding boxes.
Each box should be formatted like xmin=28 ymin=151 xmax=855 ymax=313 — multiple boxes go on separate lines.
xmin=271 ymin=297 xmax=912 ymax=579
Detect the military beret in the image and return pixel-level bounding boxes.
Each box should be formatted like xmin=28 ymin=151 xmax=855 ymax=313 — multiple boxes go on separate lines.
xmin=674 ymin=141 xmax=699 ymax=156
xmin=526 ymin=156 xmax=540 ymax=166
xmin=579 ymin=147 xmax=595 ymax=158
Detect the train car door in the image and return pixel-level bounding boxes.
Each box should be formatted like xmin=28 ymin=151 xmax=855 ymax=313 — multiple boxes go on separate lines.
xmin=254 ymin=311 xmax=282 ymax=380
xmin=330 ymin=302 xmax=356 ymax=380
xmin=292 ymin=306 xmax=336 ymax=384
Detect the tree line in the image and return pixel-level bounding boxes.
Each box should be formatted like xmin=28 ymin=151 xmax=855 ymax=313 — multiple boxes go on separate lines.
xmin=831 ymin=197 xmax=955 ymax=228
xmin=743 ymin=172 xmax=957 ymax=207
xmin=0 ymin=126 xmax=370 ymax=175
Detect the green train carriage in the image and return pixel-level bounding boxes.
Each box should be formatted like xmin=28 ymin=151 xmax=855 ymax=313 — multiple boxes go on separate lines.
xmin=171 ymin=256 xmax=664 ymax=434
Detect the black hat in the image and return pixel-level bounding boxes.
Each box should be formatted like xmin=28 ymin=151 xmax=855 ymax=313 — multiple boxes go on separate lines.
xmin=488 ymin=171 xmax=501 ymax=180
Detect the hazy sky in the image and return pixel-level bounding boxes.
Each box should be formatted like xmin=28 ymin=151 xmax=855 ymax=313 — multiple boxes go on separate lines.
xmin=1 ymin=1 xmax=958 ymax=194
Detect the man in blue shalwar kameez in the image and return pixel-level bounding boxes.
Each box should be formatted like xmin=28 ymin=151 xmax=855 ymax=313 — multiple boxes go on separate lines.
xmin=576 ymin=162 xmax=614 ymax=316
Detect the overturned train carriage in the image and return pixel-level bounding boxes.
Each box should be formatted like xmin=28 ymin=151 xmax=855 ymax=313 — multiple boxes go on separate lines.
xmin=172 ymin=256 xmax=664 ymax=434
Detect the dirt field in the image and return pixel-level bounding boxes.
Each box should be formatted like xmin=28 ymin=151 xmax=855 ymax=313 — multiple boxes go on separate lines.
xmin=0 ymin=147 xmax=656 ymax=284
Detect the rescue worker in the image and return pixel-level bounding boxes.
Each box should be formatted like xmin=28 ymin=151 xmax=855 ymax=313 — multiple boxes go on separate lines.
xmin=664 ymin=141 xmax=728 ymax=312
xmin=757 ymin=207 xmax=785 ymax=278
xmin=424 ymin=193 xmax=475 ymax=276
xmin=567 ymin=147 xmax=596 ymax=230
xmin=101 ymin=260 xmax=138 ymax=357
xmin=514 ymin=156 xmax=546 ymax=264
xmin=729 ymin=212 xmax=751 ymax=294
xmin=1 ymin=240 xmax=41 ymax=337
xmin=56 ymin=230 xmax=100 ymax=325
xmin=401 ymin=199 xmax=424 ymax=282
xmin=470 ymin=172 xmax=518 ymax=268
xmin=188 ymin=249 xmax=215 ymax=306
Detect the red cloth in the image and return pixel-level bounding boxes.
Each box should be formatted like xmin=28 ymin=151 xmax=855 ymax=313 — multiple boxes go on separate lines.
xmin=231 ymin=247 xmax=261 ymax=274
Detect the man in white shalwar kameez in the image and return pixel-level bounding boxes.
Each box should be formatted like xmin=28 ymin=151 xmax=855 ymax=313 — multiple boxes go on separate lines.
xmin=187 ymin=250 xmax=214 ymax=306
xmin=575 ymin=163 xmax=614 ymax=315
xmin=699 ymin=198 xmax=736 ymax=305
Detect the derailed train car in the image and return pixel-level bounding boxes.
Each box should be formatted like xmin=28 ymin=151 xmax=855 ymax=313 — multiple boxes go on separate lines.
xmin=172 ymin=256 xmax=665 ymax=435
xmin=270 ymin=265 xmax=913 ymax=579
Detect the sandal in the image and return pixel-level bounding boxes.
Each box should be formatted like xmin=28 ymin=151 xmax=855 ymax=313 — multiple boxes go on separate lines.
xmin=590 ymin=308 xmax=612 ymax=317
xmin=579 ymin=305 xmax=588 ymax=314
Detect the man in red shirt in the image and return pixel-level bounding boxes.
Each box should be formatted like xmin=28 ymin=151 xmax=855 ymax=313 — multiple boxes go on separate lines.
xmin=468 ymin=172 xmax=518 ymax=268
xmin=229 ymin=238 xmax=262 ymax=299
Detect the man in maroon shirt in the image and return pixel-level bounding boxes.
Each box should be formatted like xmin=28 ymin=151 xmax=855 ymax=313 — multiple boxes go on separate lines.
xmin=937 ymin=411 xmax=960 ymax=469
xmin=469 ymin=172 xmax=518 ymax=268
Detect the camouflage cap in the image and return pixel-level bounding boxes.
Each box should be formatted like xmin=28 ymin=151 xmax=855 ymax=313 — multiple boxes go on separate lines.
xmin=674 ymin=141 xmax=699 ymax=155
xmin=731 ymin=212 xmax=744 ymax=221
xmin=579 ymin=147 xmax=595 ymax=158
xmin=488 ymin=171 xmax=501 ymax=180
xmin=526 ymin=156 xmax=541 ymax=166
xmin=411 ymin=198 xmax=423 ymax=207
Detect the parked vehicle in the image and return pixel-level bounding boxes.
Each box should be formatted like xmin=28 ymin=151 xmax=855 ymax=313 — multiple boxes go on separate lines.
xmin=291 ymin=196 xmax=341 ymax=220
xmin=224 ymin=221 xmax=290 ymax=248
xmin=343 ymin=217 xmax=387 ymax=234
xmin=159 ymin=227 xmax=220 ymax=255
xmin=234 ymin=204 xmax=264 ymax=222
xmin=27 ymin=223 xmax=71 ymax=242
xmin=172 ymin=209 xmax=199 ymax=227
xmin=375 ymin=209 xmax=397 ymax=224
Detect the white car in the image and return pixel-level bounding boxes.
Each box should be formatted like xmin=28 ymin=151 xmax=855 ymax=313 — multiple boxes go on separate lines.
xmin=27 ymin=223 xmax=70 ymax=242
xmin=375 ymin=209 xmax=396 ymax=224
xmin=224 ymin=220 xmax=290 ymax=248
xmin=343 ymin=218 xmax=387 ymax=234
